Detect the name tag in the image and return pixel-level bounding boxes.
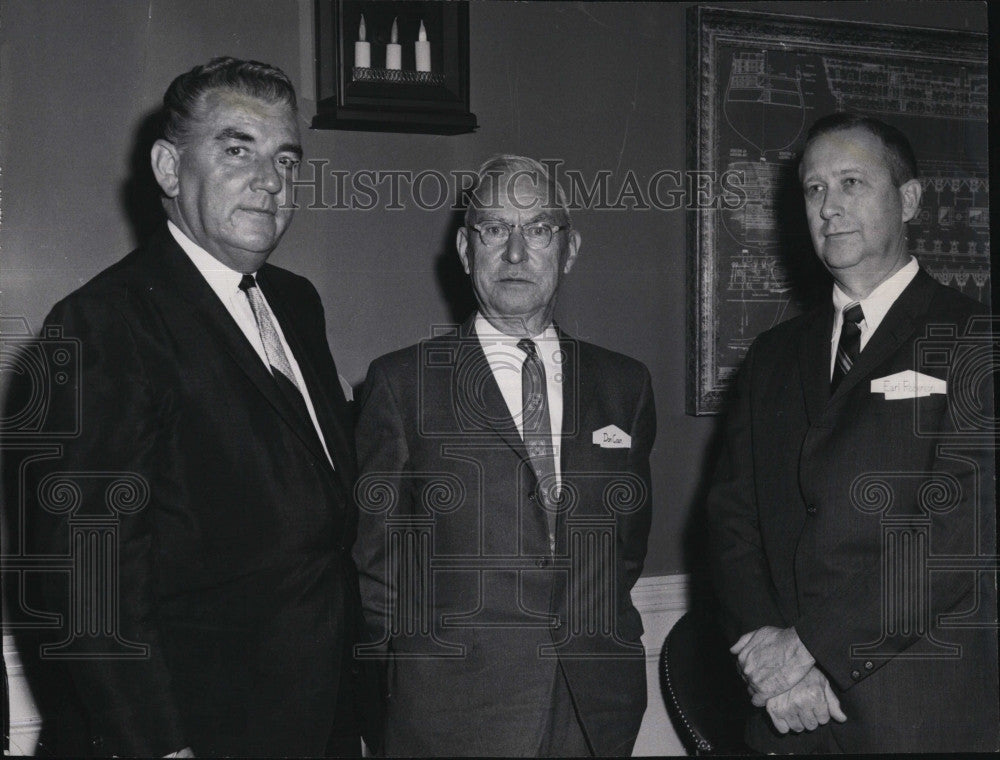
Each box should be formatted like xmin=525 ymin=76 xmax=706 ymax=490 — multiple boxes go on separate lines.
xmin=592 ymin=424 xmax=631 ymax=449
xmin=870 ymin=370 xmax=946 ymax=400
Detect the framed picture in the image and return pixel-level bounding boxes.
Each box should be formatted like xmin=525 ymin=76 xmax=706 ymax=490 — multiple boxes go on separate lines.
xmin=313 ymin=0 xmax=477 ymax=134
xmin=686 ymin=6 xmax=988 ymax=415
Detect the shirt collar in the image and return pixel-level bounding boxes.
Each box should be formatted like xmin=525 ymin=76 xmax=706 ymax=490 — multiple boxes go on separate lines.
xmin=167 ymin=220 xmax=248 ymax=301
xmin=473 ymin=312 xmax=558 ymax=347
xmin=831 ymin=256 xmax=919 ymax=340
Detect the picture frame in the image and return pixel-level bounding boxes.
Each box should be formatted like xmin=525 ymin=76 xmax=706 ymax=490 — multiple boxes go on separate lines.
xmin=313 ymin=0 xmax=477 ymax=134
xmin=686 ymin=6 xmax=989 ymax=415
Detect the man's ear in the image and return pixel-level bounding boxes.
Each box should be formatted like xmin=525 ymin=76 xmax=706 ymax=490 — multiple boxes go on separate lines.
xmin=562 ymin=229 xmax=581 ymax=275
xmin=456 ymin=226 xmax=471 ymax=275
xmin=899 ymin=178 xmax=922 ymax=224
xmin=151 ymin=139 xmax=181 ymax=198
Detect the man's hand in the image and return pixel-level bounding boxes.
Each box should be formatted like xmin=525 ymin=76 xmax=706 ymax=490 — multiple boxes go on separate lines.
xmin=730 ymin=626 xmax=815 ymax=702
xmin=765 ymin=666 xmax=847 ymax=734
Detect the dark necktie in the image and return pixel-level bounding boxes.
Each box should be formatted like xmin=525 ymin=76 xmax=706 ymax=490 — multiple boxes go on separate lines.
xmin=518 ymin=338 xmax=558 ymax=552
xmin=831 ymin=301 xmax=864 ymax=393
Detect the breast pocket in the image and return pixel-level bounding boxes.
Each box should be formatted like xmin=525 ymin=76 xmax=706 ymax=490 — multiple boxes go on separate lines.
xmin=869 ymin=393 xmax=950 ymax=441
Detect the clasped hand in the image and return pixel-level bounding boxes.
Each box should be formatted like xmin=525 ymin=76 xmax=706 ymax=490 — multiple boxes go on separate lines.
xmin=731 ymin=626 xmax=847 ymax=734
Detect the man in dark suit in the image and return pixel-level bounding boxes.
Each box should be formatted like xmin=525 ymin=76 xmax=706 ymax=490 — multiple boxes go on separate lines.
xmin=16 ymin=58 xmax=361 ymax=757
xmin=352 ymin=155 xmax=656 ymax=756
xmin=707 ymin=113 xmax=998 ymax=753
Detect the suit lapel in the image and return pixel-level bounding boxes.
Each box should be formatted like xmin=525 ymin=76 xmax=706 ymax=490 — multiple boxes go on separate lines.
xmin=456 ymin=318 xmax=530 ymax=462
xmin=798 ymin=304 xmax=834 ymax=425
xmin=557 ymin=328 xmax=581 ymax=443
xmin=555 ymin=329 xmax=582 ymax=544
xmin=258 ymin=268 xmax=354 ymax=491
xmin=148 ymin=229 xmax=335 ymax=472
xmin=459 ymin=319 xmax=580 ymax=461
xmin=827 ymin=269 xmax=937 ymax=405
xmin=456 ymin=318 xmax=580 ymax=545
xmin=453 ymin=325 xmax=556 ymax=547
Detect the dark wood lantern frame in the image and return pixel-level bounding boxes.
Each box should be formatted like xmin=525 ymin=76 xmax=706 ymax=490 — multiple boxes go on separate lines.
xmin=313 ymin=0 xmax=477 ymax=134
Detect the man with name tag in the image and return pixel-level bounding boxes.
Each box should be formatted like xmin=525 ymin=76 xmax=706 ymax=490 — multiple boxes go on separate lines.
xmin=706 ymin=113 xmax=997 ymax=753
xmin=18 ymin=58 xmax=363 ymax=756
xmin=352 ymin=155 xmax=656 ymax=756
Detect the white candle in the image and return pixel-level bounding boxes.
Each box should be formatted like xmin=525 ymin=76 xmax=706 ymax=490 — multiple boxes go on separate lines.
xmin=415 ymin=20 xmax=431 ymax=72
xmin=385 ymin=17 xmax=401 ymax=70
xmin=354 ymin=14 xmax=370 ymax=68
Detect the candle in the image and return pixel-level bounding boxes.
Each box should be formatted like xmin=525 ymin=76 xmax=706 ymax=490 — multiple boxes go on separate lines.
xmin=354 ymin=14 xmax=370 ymax=68
xmin=415 ymin=20 xmax=431 ymax=72
xmin=385 ymin=17 xmax=401 ymax=70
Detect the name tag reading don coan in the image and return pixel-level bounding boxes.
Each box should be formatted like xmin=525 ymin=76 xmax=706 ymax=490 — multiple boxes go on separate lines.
xmin=592 ymin=424 xmax=632 ymax=448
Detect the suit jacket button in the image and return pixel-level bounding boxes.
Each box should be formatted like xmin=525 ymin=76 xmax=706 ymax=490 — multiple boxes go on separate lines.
xmin=528 ymin=492 xmax=537 ymax=502
xmin=865 ymin=660 xmax=874 ymax=670
xmin=806 ymin=504 xmax=818 ymax=515
xmin=536 ymin=557 xmax=549 ymax=568
xmin=851 ymin=669 xmax=861 ymax=680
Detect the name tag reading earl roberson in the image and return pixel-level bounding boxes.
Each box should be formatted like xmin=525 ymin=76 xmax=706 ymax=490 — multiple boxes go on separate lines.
xmin=592 ymin=424 xmax=631 ymax=449
xmin=870 ymin=370 xmax=947 ymax=400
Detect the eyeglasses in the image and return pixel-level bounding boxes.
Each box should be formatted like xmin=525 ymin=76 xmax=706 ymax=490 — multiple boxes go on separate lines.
xmin=468 ymin=221 xmax=570 ymax=250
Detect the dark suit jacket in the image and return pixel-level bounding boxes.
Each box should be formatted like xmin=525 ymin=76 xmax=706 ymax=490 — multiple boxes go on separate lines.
xmin=18 ymin=227 xmax=360 ymax=757
xmin=352 ymin=317 xmax=655 ymax=756
xmin=707 ymin=269 xmax=998 ymax=753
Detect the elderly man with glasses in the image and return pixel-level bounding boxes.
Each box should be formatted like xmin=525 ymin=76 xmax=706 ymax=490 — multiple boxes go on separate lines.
xmin=352 ymin=155 xmax=657 ymax=757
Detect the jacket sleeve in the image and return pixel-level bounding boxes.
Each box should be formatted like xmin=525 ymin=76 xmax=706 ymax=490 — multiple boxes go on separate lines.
xmin=619 ymin=366 xmax=656 ymax=593
xmin=24 ymin=294 xmax=188 ymax=756
xmin=793 ymin=338 xmax=996 ymax=690
xmin=705 ymin=341 xmax=789 ymax=644
xmin=352 ymin=357 xmax=412 ymax=655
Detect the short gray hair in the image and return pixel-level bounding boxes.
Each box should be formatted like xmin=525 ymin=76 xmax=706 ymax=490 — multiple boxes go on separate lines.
xmin=462 ymin=154 xmax=571 ymax=226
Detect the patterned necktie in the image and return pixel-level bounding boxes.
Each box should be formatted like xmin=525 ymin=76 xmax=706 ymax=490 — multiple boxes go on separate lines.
xmin=238 ymin=275 xmax=334 ymax=470
xmin=518 ymin=338 xmax=558 ymax=552
xmin=239 ymin=274 xmax=302 ymax=391
xmin=831 ymin=301 xmax=864 ymax=393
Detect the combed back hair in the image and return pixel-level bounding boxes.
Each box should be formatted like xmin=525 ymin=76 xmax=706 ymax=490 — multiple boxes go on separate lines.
xmin=463 ymin=154 xmax=572 ymax=226
xmin=800 ymin=112 xmax=919 ymax=187
xmin=161 ymin=56 xmax=297 ymax=146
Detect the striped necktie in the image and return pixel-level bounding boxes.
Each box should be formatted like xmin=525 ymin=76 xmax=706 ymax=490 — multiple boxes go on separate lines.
xmin=831 ymin=302 xmax=864 ymax=393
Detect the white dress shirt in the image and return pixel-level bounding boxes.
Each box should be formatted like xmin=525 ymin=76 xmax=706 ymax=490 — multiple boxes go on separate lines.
xmin=830 ymin=256 xmax=920 ymax=379
xmin=168 ymin=221 xmax=334 ymax=466
xmin=474 ymin=313 xmax=563 ymax=486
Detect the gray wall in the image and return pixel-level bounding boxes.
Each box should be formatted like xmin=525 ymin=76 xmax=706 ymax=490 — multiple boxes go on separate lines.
xmin=0 ymin=1 xmax=987 ymax=576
